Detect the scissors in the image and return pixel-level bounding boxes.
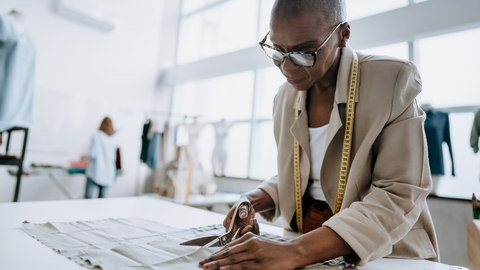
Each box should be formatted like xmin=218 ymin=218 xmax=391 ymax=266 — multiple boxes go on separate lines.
xmin=180 ymin=201 xmax=250 ymax=248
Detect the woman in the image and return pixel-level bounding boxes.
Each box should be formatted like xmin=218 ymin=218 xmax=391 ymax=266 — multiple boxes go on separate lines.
xmin=199 ymin=0 xmax=438 ymax=269
xmin=85 ymin=117 xmax=118 ymax=199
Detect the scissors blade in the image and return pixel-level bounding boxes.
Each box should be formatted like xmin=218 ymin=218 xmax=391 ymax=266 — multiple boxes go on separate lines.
xmin=179 ymin=235 xmax=220 ymax=247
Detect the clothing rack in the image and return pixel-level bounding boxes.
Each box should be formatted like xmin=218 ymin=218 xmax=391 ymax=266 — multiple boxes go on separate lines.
xmin=0 ymin=127 xmax=29 ymax=202
xmin=144 ymin=110 xmax=199 ymax=119
xmin=434 ymin=105 xmax=480 ymax=114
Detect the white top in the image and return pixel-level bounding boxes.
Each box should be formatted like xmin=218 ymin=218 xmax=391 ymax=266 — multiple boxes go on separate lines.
xmin=308 ymin=124 xmax=329 ymax=201
xmin=86 ymin=130 xmax=117 ymax=186
xmin=0 ymin=197 xmax=451 ymax=270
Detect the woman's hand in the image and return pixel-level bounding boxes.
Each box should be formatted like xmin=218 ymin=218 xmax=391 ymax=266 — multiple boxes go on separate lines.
xmin=224 ymin=198 xmax=259 ymax=236
xmin=199 ymin=233 xmax=299 ymax=270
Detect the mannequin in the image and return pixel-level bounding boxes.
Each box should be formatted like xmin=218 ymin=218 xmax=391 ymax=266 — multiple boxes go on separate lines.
xmin=212 ymin=119 xmax=233 ymax=176
xmin=0 ymin=9 xmax=35 ymax=137
xmin=8 ymin=10 xmax=26 ymax=33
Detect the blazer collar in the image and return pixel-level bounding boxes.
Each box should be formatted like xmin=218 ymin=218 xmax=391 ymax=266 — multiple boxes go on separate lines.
xmin=335 ymin=44 xmax=360 ymax=104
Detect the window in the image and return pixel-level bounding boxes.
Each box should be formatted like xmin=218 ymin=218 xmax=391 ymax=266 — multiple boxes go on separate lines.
xmin=177 ymin=0 xmax=259 ymax=64
xmin=181 ymin=0 xmax=224 ymax=15
xmin=172 ymin=71 xmax=255 ymax=178
xmin=249 ymin=66 xmax=286 ymax=180
xmin=435 ymin=113 xmax=480 ymax=199
xmin=172 ymin=71 xmax=255 ymax=121
xmin=417 ymin=27 xmax=480 ymax=107
xmin=359 ymin=42 xmax=409 ymax=61
xmin=346 ymin=0 xmax=408 ymax=21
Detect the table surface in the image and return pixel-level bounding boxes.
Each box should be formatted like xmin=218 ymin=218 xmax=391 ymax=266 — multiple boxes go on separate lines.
xmin=0 ymin=196 xmax=452 ymax=270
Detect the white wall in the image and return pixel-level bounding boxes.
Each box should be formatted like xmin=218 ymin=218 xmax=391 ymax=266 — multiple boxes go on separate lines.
xmin=0 ymin=0 xmax=165 ymax=202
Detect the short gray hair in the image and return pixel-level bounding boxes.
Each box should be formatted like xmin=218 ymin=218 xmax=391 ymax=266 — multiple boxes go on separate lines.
xmin=272 ymin=0 xmax=346 ymax=26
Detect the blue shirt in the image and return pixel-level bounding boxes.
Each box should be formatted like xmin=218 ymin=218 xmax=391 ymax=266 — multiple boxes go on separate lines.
xmin=86 ymin=131 xmax=118 ymax=187
xmin=0 ymin=14 xmax=35 ymax=131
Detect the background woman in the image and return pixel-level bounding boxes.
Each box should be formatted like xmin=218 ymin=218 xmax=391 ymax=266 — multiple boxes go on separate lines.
xmin=85 ymin=117 xmax=118 ymax=199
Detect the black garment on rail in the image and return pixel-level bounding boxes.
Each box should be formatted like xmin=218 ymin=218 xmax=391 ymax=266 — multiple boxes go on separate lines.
xmin=424 ymin=109 xmax=455 ymax=176
xmin=140 ymin=120 xmax=152 ymax=162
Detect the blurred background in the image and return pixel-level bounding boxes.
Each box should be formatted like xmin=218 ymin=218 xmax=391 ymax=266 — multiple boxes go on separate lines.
xmin=0 ymin=0 xmax=479 ymax=267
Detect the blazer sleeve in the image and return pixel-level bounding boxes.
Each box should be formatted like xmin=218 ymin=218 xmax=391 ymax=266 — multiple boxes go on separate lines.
xmin=323 ymin=62 xmax=432 ymax=266
xmin=257 ymin=175 xmax=281 ymax=222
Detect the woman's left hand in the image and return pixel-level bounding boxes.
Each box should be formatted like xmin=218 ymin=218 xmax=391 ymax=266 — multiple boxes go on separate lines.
xmin=198 ymin=232 xmax=299 ymax=270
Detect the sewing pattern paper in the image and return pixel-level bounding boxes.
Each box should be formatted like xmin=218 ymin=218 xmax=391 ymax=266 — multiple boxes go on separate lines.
xmin=22 ymin=217 xmax=219 ymax=270
xmin=22 ymin=217 xmax=342 ymax=269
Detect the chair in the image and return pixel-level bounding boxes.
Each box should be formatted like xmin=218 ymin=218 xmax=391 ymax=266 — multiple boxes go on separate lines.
xmin=0 ymin=127 xmax=29 ymax=202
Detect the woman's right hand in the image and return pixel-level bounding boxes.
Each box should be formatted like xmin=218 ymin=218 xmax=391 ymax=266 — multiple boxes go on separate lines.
xmin=223 ymin=197 xmax=260 ymax=236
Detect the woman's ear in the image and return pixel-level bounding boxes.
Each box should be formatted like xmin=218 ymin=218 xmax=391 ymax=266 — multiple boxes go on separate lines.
xmin=339 ymin=23 xmax=351 ymax=47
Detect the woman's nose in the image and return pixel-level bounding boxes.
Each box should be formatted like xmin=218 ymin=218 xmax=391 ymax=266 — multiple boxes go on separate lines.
xmin=280 ymin=56 xmax=300 ymax=74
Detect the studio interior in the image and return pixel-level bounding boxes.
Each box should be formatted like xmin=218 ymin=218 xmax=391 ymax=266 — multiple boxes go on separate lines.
xmin=1 ymin=0 xmax=480 ymax=269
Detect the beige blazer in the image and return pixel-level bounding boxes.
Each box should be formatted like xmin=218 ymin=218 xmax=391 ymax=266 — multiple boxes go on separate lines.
xmin=258 ymin=44 xmax=439 ymax=266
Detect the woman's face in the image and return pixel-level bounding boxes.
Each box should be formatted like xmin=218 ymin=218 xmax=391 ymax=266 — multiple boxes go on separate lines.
xmin=269 ymin=14 xmax=346 ymax=91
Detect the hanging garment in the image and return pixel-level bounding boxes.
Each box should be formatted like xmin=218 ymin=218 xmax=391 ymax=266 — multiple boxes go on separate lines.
xmin=86 ymin=130 xmax=118 ymax=187
xmin=146 ymin=133 xmax=163 ymax=170
xmin=115 ymin=148 xmax=122 ymax=170
xmin=140 ymin=120 xmax=152 ymax=162
xmin=424 ymin=109 xmax=455 ymax=176
xmin=470 ymin=109 xmax=480 ymax=154
xmin=0 ymin=14 xmax=35 ymax=132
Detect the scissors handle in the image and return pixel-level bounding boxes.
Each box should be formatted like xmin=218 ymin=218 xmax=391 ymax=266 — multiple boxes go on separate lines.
xmin=228 ymin=200 xmax=251 ymax=233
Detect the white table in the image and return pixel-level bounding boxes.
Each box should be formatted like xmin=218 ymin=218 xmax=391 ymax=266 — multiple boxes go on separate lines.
xmin=0 ymin=197 xmax=453 ymax=270
xmin=145 ymin=192 xmax=242 ymax=209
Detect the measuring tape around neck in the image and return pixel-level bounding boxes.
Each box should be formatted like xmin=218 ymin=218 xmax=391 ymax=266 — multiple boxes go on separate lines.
xmin=293 ymin=53 xmax=359 ymax=232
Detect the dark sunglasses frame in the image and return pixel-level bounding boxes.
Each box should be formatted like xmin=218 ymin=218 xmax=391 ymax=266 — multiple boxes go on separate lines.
xmin=259 ymin=22 xmax=346 ymax=68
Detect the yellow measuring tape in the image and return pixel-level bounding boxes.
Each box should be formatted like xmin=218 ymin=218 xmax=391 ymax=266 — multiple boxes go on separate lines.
xmin=293 ymin=94 xmax=303 ymax=233
xmin=293 ymin=53 xmax=359 ymax=232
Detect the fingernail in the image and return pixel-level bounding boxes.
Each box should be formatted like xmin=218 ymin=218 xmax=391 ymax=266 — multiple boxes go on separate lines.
xmin=199 ymin=260 xmax=205 ymax=265
xmin=204 ymin=263 xmax=211 ymax=269
xmin=220 ymin=267 xmax=227 ymax=270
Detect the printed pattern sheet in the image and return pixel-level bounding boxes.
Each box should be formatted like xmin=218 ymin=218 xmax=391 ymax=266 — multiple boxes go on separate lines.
xmin=22 ymin=218 xmax=345 ymax=269
xmin=22 ymin=217 xmax=219 ymax=270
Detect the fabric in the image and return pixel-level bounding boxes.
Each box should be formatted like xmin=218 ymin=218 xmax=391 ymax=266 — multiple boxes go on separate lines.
xmin=22 ymin=217 xmax=341 ymax=270
xmin=308 ymin=124 xmax=329 ymax=201
xmin=22 ymin=217 xmax=220 ymax=270
xmin=0 ymin=14 xmax=35 ymax=132
xmin=424 ymin=109 xmax=455 ymax=176
xmin=86 ymin=130 xmax=118 ymax=187
xmin=471 ymin=109 xmax=480 ymax=154
xmin=84 ymin=177 xmax=107 ymax=199
xmin=257 ymin=44 xmax=438 ymax=266
xmin=140 ymin=120 xmax=152 ymax=162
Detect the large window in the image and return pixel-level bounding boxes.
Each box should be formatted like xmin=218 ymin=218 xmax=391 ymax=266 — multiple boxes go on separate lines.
xmin=177 ymin=0 xmax=259 ymax=65
xmin=359 ymin=42 xmax=409 ymax=61
xmin=346 ymin=0 xmax=408 ymax=21
xmin=414 ymin=27 xmax=480 ymax=199
xmin=417 ymin=28 xmax=480 ymax=107
xmin=165 ymin=0 xmax=480 ymax=200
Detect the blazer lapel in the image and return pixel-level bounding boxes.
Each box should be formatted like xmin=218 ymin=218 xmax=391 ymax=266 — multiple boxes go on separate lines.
xmin=290 ymin=90 xmax=311 ymax=194
xmin=322 ymin=45 xmax=360 ymax=208
xmin=325 ymin=44 xmax=360 ymax=153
